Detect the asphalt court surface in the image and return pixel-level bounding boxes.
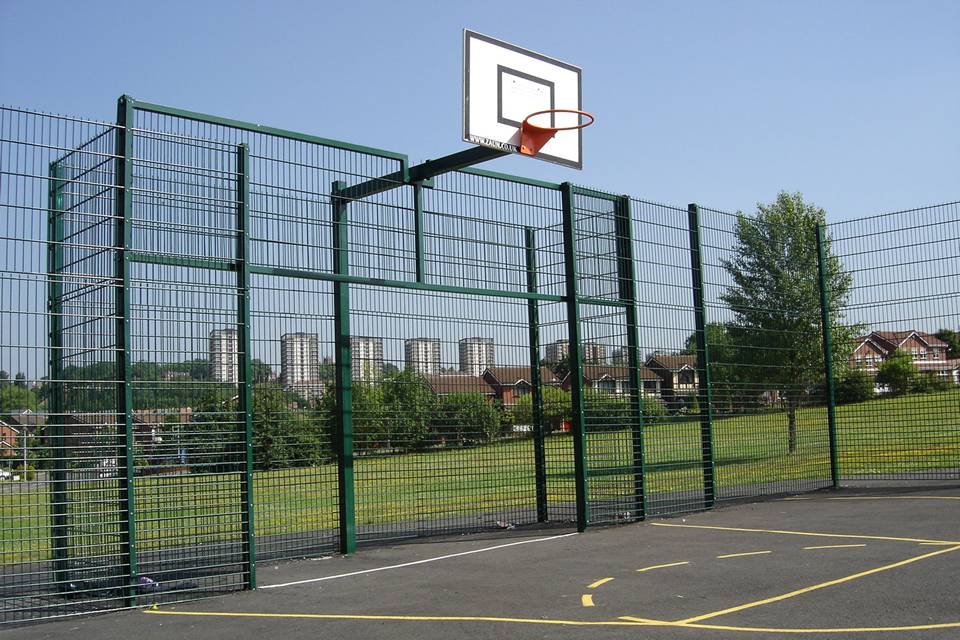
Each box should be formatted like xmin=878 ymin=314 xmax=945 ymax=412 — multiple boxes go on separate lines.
xmin=10 ymin=485 xmax=960 ymax=639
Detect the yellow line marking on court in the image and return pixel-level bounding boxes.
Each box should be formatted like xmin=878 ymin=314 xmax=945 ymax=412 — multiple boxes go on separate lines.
xmin=619 ymin=616 xmax=960 ymax=633
xmin=804 ymin=544 xmax=867 ymax=550
xmin=674 ymin=544 xmax=960 ymax=624
xmin=651 ymin=522 xmax=956 ymax=545
xmin=717 ymin=550 xmax=772 ymax=559
xmin=140 ymin=608 xmax=960 ymax=633
xmin=143 ymin=609 xmax=662 ymax=627
xmin=581 ymin=594 xmax=594 ymax=607
xmin=587 ymin=577 xmax=613 ymax=589
xmin=635 ymin=561 xmax=689 ymax=572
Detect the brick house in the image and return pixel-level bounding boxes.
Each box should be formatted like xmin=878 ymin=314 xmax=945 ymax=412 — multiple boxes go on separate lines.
xmin=560 ymin=365 xmax=661 ymax=397
xmin=482 ymin=366 xmax=560 ymax=407
xmin=850 ymin=330 xmax=958 ymax=383
xmin=644 ymin=354 xmax=699 ymax=410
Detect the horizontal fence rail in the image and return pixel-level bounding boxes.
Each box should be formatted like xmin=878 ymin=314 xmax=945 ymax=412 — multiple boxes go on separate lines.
xmin=1 ymin=100 xmax=958 ymax=624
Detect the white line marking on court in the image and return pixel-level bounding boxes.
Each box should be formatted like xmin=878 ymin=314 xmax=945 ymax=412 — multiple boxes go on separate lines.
xmin=261 ymin=532 xmax=580 ymax=589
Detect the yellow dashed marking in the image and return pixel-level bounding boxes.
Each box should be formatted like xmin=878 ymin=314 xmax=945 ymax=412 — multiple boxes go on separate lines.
xmin=635 ymin=561 xmax=689 ymax=572
xmin=717 ymin=550 xmax=772 ymax=559
xmin=587 ymin=577 xmax=613 ymax=589
xmin=581 ymin=594 xmax=594 ymax=607
xmin=651 ymin=522 xmax=955 ymax=545
xmin=804 ymin=544 xmax=867 ymax=550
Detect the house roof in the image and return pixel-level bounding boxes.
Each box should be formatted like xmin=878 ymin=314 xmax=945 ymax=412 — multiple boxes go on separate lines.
xmin=581 ymin=365 xmax=659 ymax=381
xmin=644 ymin=354 xmax=697 ymax=371
xmin=857 ymin=330 xmax=948 ymax=353
xmin=483 ymin=366 xmax=560 ymax=386
xmin=422 ymin=374 xmax=495 ymax=395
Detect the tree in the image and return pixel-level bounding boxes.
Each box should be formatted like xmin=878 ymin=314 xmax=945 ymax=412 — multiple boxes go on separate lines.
xmin=682 ymin=322 xmax=743 ymax=413
xmin=380 ymin=369 xmax=436 ymax=449
xmin=509 ymin=386 xmax=572 ymax=430
xmin=720 ymin=192 xmax=857 ymax=454
xmin=0 ymin=384 xmax=37 ymax=413
xmin=834 ymin=368 xmax=875 ymax=404
xmin=0 ymin=370 xmax=9 ymax=387
xmin=876 ymin=350 xmax=917 ymax=395
xmin=433 ymin=392 xmax=500 ymax=445
xmin=14 ymin=372 xmax=27 ymax=388
xmin=935 ymin=329 xmax=960 ymax=359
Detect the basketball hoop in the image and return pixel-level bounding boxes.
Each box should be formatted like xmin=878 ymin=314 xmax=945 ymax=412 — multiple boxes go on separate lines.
xmin=519 ymin=109 xmax=594 ymax=157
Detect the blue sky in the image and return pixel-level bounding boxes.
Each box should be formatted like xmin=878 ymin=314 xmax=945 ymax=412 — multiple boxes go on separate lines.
xmin=2 ymin=0 xmax=958 ymax=220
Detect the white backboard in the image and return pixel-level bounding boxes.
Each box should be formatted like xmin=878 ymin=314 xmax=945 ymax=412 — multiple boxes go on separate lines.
xmin=463 ymin=30 xmax=583 ymax=169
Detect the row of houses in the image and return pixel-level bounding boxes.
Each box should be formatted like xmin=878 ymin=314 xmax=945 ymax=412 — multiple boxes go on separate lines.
xmin=422 ymin=354 xmax=699 ymax=408
xmin=849 ymin=330 xmax=960 ymax=383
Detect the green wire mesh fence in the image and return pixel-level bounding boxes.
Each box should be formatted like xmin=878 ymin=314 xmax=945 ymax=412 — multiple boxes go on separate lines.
xmin=1 ymin=99 xmax=957 ymax=624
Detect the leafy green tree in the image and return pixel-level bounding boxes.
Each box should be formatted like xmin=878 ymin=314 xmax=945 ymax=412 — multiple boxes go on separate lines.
xmin=433 ymin=392 xmax=500 ymax=445
xmin=509 ymin=386 xmax=572 ymax=430
xmin=720 ymin=192 xmax=858 ymax=453
xmin=380 ymin=369 xmax=436 ymax=449
xmin=876 ymin=350 xmax=918 ymax=395
xmin=683 ymin=322 xmax=742 ymax=413
xmin=583 ymin=390 xmax=630 ymax=430
xmin=834 ymin=368 xmax=875 ymax=404
xmin=14 ymin=372 xmax=27 ymax=388
xmin=934 ymin=329 xmax=960 ymax=359
xmin=0 ymin=383 xmax=37 ymax=413
xmin=0 ymin=371 xmax=10 ymax=387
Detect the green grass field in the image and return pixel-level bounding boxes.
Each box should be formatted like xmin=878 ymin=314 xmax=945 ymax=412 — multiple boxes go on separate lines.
xmin=2 ymin=388 xmax=957 ymax=564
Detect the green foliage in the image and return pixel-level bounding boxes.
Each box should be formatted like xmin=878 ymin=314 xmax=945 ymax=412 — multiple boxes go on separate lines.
xmin=934 ymin=329 xmax=960 ymax=359
xmin=252 ymin=384 xmax=330 ymax=470
xmin=509 ymin=386 xmax=572 ymax=430
xmin=912 ymin=373 xmax=953 ymax=394
xmin=834 ymin=368 xmax=875 ymax=404
xmin=875 ymin=350 xmax=918 ymax=395
xmin=433 ymin=392 xmax=501 ymax=445
xmin=719 ymin=192 xmax=859 ymax=451
xmin=0 ymin=383 xmax=37 ymax=413
xmin=186 ymin=383 xmax=330 ymax=471
xmin=641 ymin=395 xmax=667 ymax=421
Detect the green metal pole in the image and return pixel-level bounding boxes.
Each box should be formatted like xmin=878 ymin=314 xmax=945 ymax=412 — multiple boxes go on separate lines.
xmin=236 ymin=144 xmax=257 ymax=587
xmin=413 ymin=182 xmax=425 ymax=284
xmin=332 ymin=181 xmax=356 ymax=553
xmin=815 ymin=224 xmax=840 ymax=488
xmin=687 ymin=204 xmax=715 ymax=509
xmin=47 ymin=161 xmax=69 ymax=589
xmin=615 ymin=196 xmax=646 ymax=521
xmin=116 ymin=95 xmax=138 ymax=605
xmin=561 ymin=183 xmax=589 ymax=532
xmin=525 ymin=227 xmax=548 ymax=522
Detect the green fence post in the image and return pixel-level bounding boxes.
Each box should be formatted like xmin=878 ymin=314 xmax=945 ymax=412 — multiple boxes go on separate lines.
xmin=115 ymin=95 xmax=138 ymax=605
xmin=525 ymin=227 xmax=548 ymax=522
xmin=561 ymin=183 xmax=589 ymax=532
xmin=687 ymin=203 xmax=715 ymax=509
xmin=332 ymin=181 xmax=356 ymax=553
xmin=413 ymin=182 xmax=426 ymax=283
xmin=615 ymin=196 xmax=646 ymax=520
xmin=47 ymin=161 xmax=69 ymax=589
xmin=815 ymin=224 xmax=840 ymax=488
xmin=236 ymin=144 xmax=257 ymax=587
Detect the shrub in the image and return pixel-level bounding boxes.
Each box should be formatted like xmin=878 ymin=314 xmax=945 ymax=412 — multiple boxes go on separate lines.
xmin=835 ymin=369 xmax=875 ymax=404
xmin=876 ymin=350 xmax=918 ymax=395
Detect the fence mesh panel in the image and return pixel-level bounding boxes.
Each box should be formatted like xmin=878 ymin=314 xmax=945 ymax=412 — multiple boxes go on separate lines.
xmin=1 ymin=101 xmax=958 ymax=624
xmin=828 ymin=204 xmax=960 ymax=482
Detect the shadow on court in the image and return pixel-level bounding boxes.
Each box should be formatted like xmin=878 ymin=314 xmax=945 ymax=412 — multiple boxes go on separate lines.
xmin=10 ymin=485 xmax=960 ymax=640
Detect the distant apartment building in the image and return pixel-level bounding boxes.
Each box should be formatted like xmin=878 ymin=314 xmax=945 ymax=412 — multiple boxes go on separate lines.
xmin=281 ymin=332 xmax=320 ymax=387
xmin=352 ymin=336 xmax=384 ymax=381
xmin=209 ymin=329 xmax=238 ymax=383
xmin=405 ymin=338 xmax=441 ymax=375
xmin=459 ymin=337 xmax=495 ymax=377
xmin=544 ymin=339 xmax=607 ymax=365
xmin=583 ymin=343 xmax=607 ymax=364
xmin=544 ymin=340 xmax=569 ymax=364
